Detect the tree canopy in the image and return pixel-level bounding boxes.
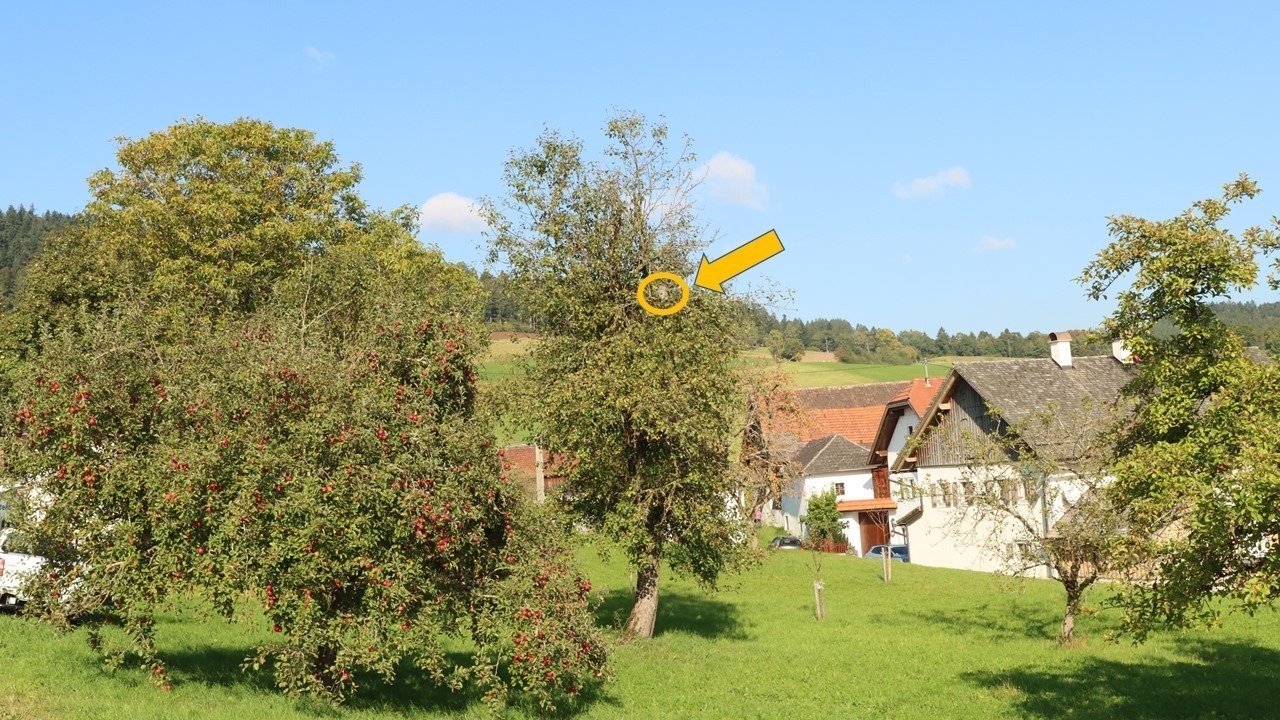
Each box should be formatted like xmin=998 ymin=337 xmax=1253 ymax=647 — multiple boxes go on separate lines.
xmin=3 ymin=118 xmax=606 ymax=709
xmin=482 ymin=112 xmax=751 ymax=638
xmin=0 ymin=205 xmax=75 ymax=308
xmin=1080 ymin=174 xmax=1280 ymax=637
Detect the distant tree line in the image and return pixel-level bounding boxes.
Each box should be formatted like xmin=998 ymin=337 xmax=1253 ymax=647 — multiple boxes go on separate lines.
xmin=0 ymin=205 xmax=75 ymax=307
xmin=477 ymin=268 xmax=535 ymax=330
xmin=8 ymin=207 xmax=1280 ymax=361
xmin=746 ymin=308 xmax=1115 ymax=364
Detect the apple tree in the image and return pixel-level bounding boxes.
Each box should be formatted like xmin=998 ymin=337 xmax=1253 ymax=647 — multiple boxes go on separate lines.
xmin=482 ymin=112 xmax=751 ymax=638
xmin=3 ymin=118 xmax=607 ymax=709
xmin=1078 ymin=174 xmax=1280 ymax=638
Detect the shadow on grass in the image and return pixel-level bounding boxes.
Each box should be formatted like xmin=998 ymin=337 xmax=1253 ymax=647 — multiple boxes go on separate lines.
xmin=898 ymin=603 xmax=1060 ymax=642
xmin=594 ymin=588 xmax=748 ymax=640
xmin=962 ymin=639 xmax=1280 ymax=719
xmin=159 ymin=644 xmax=616 ymax=718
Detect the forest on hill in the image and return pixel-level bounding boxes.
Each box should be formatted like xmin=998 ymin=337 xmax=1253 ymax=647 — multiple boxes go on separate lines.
xmin=6 ymin=205 xmax=1280 ymax=364
xmin=0 ymin=205 xmax=74 ymax=307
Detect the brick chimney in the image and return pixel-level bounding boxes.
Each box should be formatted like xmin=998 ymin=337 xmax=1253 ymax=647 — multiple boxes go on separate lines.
xmin=1049 ymin=331 xmax=1073 ymax=368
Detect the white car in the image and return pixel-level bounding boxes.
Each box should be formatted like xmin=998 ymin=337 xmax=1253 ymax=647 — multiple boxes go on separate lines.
xmin=0 ymin=527 xmax=47 ymax=608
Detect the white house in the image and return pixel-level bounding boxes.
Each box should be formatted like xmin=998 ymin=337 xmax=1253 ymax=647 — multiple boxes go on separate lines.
xmin=866 ymin=377 xmax=945 ymax=546
xmin=770 ymin=381 xmax=923 ymax=552
xmin=778 ymin=434 xmax=896 ymax=552
xmin=887 ymin=333 xmax=1136 ymax=574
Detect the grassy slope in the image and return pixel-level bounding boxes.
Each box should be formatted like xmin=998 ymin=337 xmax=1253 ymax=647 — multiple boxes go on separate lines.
xmin=4 ymin=547 xmax=1279 ymax=719
xmin=480 ymin=338 xmax=959 ymax=390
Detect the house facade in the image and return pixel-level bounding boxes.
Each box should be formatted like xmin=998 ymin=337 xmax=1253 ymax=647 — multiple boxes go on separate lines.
xmin=774 ymin=379 xmax=942 ymax=554
xmin=778 ymin=434 xmax=896 ymax=552
xmin=887 ymin=333 xmax=1135 ymax=573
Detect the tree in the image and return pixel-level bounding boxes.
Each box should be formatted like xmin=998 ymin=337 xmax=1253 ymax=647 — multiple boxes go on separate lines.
xmin=737 ymin=366 xmax=806 ymax=550
xmin=799 ymin=487 xmax=841 ymax=621
xmin=3 ymin=118 xmax=607 ymax=709
xmin=1078 ymin=174 xmax=1280 ymax=638
xmin=482 ymin=112 xmax=750 ymax=639
xmin=906 ymin=400 xmax=1124 ymax=644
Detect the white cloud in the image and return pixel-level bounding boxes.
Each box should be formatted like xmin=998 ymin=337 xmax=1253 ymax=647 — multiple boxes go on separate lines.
xmin=892 ymin=166 xmax=971 ymax=199
xmin=980 ymin=236 xmax=1016 ymax=250
xmin=700 ymin=151 xmax=767 ymax=208
xmin=902 ymin=253 xmax=915 ymax=263
xmin=305 ymin=46 xmax=336 ymax=66
xmin=419 ymin=192 xmax=486 ymax=234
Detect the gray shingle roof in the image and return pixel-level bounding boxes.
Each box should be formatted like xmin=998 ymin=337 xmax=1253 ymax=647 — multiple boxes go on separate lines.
xmin=951 ymin=355 xmax=1136 ymax=460
xmin=1246 ymin=347 xmax=1272 ymax=365
xmin=796 ymin=382 xmax=910 ymax=410
xmin=953 ymin=355 xmax=1136 ymax=426
xmin=793 ymin=434 xmax=874 ymax=475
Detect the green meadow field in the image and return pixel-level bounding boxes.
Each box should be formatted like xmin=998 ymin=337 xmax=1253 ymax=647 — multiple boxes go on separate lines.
xmin=479 ymin=336 xmax=966 ymax=390
xmin=3 ymin=538 xmax=1277 ymax=719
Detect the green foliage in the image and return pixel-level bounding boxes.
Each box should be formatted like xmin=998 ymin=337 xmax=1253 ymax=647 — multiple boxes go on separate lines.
xmin=476 ymin=269 xmax=536 ymax=331
xmin=3 ymin=118 xmax=606 ymax=709
xmin=799 ymin=488 xmax=843 ymax=546
xmin=482 ymin=112 xmax=750 ymax=634
xmin=1078 ymin=174 xmax=1280 ymax=638
xmin=765 ymin=329 xmax=803 ymax=361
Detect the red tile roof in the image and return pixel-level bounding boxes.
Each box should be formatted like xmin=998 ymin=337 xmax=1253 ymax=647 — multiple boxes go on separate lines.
xmin=903 ymin=377 xmax=945 ymax=416
xmin=837 ymin=498 xmax=898 ymax=512
xmin=803 ymin=406 xmax=887 ymax=445
xmin=776 ymin=382 xmax=909 ymax=445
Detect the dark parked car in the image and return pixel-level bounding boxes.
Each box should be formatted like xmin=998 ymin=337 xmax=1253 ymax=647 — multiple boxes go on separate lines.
xmin=864 ymin=544 xmax=910 ymax=563
xmin=768 ymin=535 xmax=803 ymax=550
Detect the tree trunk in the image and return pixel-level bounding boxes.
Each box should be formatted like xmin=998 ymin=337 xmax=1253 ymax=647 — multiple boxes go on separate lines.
xmin=624 ymin=553 xmax=660 ymax=639
xmin=1060 ymin=586 xmax=1080 ymax=645
xmin=813 ymin=579 xmax=825 ymax=620
xmin=312 ymin=643 xmax=339 ymax=690
xmin=750 ymin=503 xmax=762 ymax=551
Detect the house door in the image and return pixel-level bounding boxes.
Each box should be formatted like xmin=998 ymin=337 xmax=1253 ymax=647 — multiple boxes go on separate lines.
xmin=859 ymin=511 xmax=890 ymax=554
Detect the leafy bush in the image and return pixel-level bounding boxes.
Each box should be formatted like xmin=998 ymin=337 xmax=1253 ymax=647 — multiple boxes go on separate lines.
xmin=800 ymin=488 xmax=844 ymax=547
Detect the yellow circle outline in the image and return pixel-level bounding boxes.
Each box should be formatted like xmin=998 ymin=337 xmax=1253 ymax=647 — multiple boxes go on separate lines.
xmin=636 ymin=272 xmax=690 ymax=316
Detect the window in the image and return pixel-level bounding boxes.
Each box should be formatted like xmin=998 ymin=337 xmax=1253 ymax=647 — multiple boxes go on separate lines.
xmin=1000 ymin=480 xmax=1019 ymax=505
xmin=961 ymin=481 xmax=974 ymax=504
xmin=930 ymin=484 xmax=941 ymax=507
xmin=1022 ymin=478 xmax=1040 ymax=505
xmin=906 ymin=425 xmax=914 ymax=435
xmin=833 ymin=482 xmax=846 ymax=496
xmin=941 ymin=483 xmax=956 ymax=508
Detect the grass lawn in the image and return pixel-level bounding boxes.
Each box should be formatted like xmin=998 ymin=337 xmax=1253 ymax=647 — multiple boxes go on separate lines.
xmin=482 ymin=340 xmax=953 ymax=390
xmin=481 ymin=334 xmax=1015 ymax=391
xmin=477 ymin=336 xmax=535 ymax=386
xmin=772 ymin=360 xmax=951 ymax=387
xmin=4 ymin=543 xmax=1279 ymax=719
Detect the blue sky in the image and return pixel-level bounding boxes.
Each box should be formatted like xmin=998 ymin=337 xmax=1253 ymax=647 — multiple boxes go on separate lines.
xmin=6 ymin=2 xmax=1280 ymax=333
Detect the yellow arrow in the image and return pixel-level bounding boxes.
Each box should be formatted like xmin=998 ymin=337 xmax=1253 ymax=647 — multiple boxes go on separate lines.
xmin=694 ymin=229 xmax=784 ymax=292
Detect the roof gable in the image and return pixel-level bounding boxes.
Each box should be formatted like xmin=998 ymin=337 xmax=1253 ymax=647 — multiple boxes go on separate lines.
xmin=952 ymin=356 xmax=1134 ymax=426
xmin=894 ymin=355 xmax=1134 ymax=470
xmin=794 ymin=434 xmax=874 ymax=475
xmin=870 ymin=378 xmax=944 ymax=458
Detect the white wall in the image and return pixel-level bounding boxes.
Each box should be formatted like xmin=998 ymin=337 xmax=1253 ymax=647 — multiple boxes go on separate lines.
xmin=779 ymin=469 xmax=874 ymax=540
xmin=895 ymin=465 xmax=1086 ymax=575
xmin=885 ymin=407 xmax=921 ymax=469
